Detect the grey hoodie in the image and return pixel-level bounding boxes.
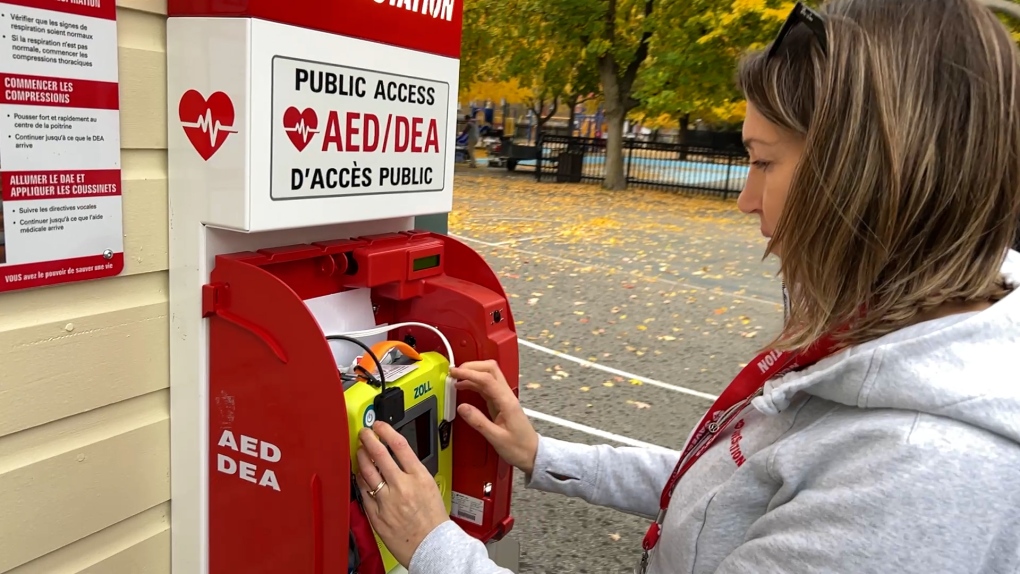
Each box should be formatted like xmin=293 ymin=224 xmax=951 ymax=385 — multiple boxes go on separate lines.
xmin=410 ymin=252 xmax=1020 ymax=574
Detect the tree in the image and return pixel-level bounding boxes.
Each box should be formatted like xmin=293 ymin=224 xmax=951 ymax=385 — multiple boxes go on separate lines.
xmin=633 ymin=0 xmax=1020 ymax=135
xmin=457 ymin=0 xmax=599 ymax=137
xmin=585 ymin=0 xmax=657 ymax=189
xmin=457 ymin=0 xmax=805 ymax=189
xmin=524 ymin=0 xmax=785 ymax=189
xmin=633 ymin=0 xmax=795 ymax=141
xmin=459 ymin=0 xmax=659 ymax=188
xmin=476 ymin=0 xmax=601 ymax=140
xmin=459 ymin=79 xmax=533 ymax=108
xmin=562 ymin=53 xmax=602 ymax=136
xmin=459 ymin=0 xmax=499 ymax=95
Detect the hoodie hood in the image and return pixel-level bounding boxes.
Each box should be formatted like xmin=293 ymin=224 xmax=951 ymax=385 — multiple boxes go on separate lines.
xmin=753 ymin=249 xmax=1020 ymax=446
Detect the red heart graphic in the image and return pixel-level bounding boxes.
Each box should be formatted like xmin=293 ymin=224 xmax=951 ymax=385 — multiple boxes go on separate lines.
xmin=282 ymin=107 xmax=318 ymax=152
xmin=178 ymin=90 xmax=237 ymax=161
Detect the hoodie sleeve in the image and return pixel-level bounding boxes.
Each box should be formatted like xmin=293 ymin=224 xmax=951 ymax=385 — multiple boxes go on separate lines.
xmin=408 ymin=521 xmax=512 ymax=574
xmin=524 ymin=435 xmax=679 ymax=520
xmin=409 ymin=435 xmax=681 ymax=574
xmin=711 ymin=411 xmax=1020 ymax=574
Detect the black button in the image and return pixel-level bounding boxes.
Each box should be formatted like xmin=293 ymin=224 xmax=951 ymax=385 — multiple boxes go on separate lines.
xmin=438 ymin=420 xmax=451 ymax=450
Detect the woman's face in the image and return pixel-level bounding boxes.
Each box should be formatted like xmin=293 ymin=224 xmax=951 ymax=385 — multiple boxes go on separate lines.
xmin=737 ymin=102 xmax=806 ymax=256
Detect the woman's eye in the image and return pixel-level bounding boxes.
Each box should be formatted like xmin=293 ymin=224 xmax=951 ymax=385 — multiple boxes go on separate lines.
xmin=752 ymin=160 xmax=772 ymax=171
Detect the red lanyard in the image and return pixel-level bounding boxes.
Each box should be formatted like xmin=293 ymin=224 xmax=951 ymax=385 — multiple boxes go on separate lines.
xmin=638 ymin=336 xmax=842 ymax=565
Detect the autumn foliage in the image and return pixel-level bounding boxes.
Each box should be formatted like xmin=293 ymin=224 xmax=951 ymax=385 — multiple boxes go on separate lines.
xmin=460 ymin=0 xmax=1020 ymax=189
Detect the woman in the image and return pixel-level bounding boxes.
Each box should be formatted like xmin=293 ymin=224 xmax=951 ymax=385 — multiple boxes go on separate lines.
xmin=354 ymin=0 xmax=1020 ymax=571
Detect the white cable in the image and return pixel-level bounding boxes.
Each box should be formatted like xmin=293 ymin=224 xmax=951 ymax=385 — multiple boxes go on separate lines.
xmin=330 ymin=321 xmax=459 ymax=422
xmin=336 ymin=321 xmax=456 ymax=368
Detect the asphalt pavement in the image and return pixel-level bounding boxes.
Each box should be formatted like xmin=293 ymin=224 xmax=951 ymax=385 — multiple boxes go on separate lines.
xmin=448 ymin=169 xmax=786 ymax=573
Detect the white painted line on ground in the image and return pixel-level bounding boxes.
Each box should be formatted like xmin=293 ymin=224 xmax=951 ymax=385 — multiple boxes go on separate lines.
xmin=452 ymin=234 xmax=501 ymax=247
xmin=476 ymin=216 xmax=564 ymax=224
xmin=493 ymin=234 xmax=558 ymax=245
xmin=523 ymin=408 xmax=676 ymax=451
xmin=449 ymin=233 xmax=783 ymax=308
xmin=518 ymin=338 xmax=719 ymax=401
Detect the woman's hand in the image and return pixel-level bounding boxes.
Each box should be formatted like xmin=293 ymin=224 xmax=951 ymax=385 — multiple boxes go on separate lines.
xmin=451 ymin=360 xmax=540 ymax=475
xmin=355 ymin=423 xmax=451 ymax=567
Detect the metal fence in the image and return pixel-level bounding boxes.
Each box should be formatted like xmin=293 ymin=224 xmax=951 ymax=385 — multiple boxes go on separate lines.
xmin=533 ymin=135 xmax=749 ymax=197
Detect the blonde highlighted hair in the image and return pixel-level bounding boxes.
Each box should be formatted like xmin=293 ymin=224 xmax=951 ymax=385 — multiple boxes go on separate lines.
xmin=738 ymin=0 xmax=1020 ymax=351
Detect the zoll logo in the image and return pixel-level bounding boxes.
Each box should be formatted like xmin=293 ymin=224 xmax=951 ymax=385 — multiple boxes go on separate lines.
xmin=179 ymin=90 xmax=238 ymax=161
xmin=283 ymin=107 xmax=318 ymax=151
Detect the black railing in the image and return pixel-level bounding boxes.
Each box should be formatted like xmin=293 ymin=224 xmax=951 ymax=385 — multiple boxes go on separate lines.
xmin=534 ymin=135 xmax=749 ymax=197
xmin=679 ymin=130 xmax=745 ymax=151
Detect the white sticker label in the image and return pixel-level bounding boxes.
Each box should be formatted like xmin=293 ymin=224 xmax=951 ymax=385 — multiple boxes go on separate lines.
xmin=380 ymin=363 xmax=419 ymax=382
xmin=269 ymin=55 xmax=450 ymax=200
xmin=451 ymin=491 xmax=484 ymax=526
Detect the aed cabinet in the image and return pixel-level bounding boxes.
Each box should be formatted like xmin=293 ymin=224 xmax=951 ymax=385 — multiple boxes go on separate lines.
xmin=203 ymin=231 xmax=519 ymax=572
xmin=164 ymin=0 xmax=519 ymax=570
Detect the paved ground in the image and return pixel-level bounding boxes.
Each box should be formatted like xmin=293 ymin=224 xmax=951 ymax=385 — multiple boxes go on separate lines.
xmin=447 ymin=168 xmax=785 ymax=573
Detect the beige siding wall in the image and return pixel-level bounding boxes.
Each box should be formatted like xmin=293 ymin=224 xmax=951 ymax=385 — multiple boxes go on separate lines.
xmin=0 ymin=1 xmax=172 ymax=572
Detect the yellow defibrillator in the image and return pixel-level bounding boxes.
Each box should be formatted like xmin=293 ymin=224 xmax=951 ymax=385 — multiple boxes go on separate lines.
xmin=343 ymin=341 xmax=454 ymax=572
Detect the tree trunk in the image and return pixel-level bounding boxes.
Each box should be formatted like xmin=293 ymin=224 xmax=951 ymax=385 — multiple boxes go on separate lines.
xmin=567 ymin=94 xmax=582 ymax=137
xmin=678 ymin=113 xmax=690 ymax=143
xmin=533 ymin=97 xmax=558 ymax=141
xmin=587 ymin=0 xmax=653 ymax=189
xmin=678 ymin=113 xmax=690 ymax=160
xmin=600 ymin=61 xmax=628 ymax=190
xmin=602 ymin=107 xmax=626 ymax=190
xmin=530 ymin=98 xmax=545 ymax=142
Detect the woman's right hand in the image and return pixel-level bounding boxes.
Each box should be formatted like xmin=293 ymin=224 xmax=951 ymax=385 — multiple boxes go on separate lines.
xmin=451 ymin=360 xmax=539 ymax=475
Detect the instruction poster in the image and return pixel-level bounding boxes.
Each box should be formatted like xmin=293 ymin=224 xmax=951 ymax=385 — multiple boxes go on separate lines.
xmin=0 ymin=0 xmax=123 ymax=292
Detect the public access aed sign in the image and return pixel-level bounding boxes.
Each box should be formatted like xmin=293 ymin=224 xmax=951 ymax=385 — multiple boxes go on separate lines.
xmin=271 ymin=56 xmax=449 ymax=201
xmin=167 ymin=5 xmax=460 ymax=232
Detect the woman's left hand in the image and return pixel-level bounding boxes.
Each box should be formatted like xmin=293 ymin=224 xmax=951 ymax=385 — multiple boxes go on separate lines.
xmin=355 ymin=422 xmax=451 ymax=567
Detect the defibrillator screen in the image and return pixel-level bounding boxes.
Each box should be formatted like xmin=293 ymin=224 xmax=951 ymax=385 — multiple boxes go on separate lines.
xmin=412 ymin=254 xmax=440 ymax=271
xmin=397 ymin=412 xmax=432 ymax=463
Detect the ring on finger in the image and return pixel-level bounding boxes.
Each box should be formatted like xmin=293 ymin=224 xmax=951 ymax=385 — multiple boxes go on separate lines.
xmin=369 ymin=480 xmax=386 ymax=497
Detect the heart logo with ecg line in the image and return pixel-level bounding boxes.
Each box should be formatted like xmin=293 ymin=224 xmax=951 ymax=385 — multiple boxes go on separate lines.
xmin=178 ymin=90 xmax=238 ymax=161
xmin=282 ymin=107 xmax=319 ymax=151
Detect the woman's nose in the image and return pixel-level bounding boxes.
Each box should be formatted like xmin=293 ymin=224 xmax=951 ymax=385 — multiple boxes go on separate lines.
xmin=737 ymin=173 xmax=761 ymax=215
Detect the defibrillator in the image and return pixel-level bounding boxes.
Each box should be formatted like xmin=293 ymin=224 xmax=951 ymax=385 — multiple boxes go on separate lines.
xmin=343 ymin=340 xmax=454 ymax=573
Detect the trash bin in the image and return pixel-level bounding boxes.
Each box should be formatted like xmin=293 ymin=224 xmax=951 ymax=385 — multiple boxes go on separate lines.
xmin=556 ymin=145 xmax=585 ymax=183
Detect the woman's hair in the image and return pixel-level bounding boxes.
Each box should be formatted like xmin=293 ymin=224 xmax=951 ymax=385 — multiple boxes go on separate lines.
xmin=738 ymin=0 xmax=1020 ymax=351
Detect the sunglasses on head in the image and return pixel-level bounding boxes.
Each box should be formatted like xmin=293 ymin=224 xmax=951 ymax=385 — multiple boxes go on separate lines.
xmin=766 ymin=2 xmax=828 ymax=60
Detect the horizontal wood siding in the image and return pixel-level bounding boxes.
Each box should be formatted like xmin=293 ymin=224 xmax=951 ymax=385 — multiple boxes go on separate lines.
xmin=0 ymin=3 xmax=173 ymax=572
